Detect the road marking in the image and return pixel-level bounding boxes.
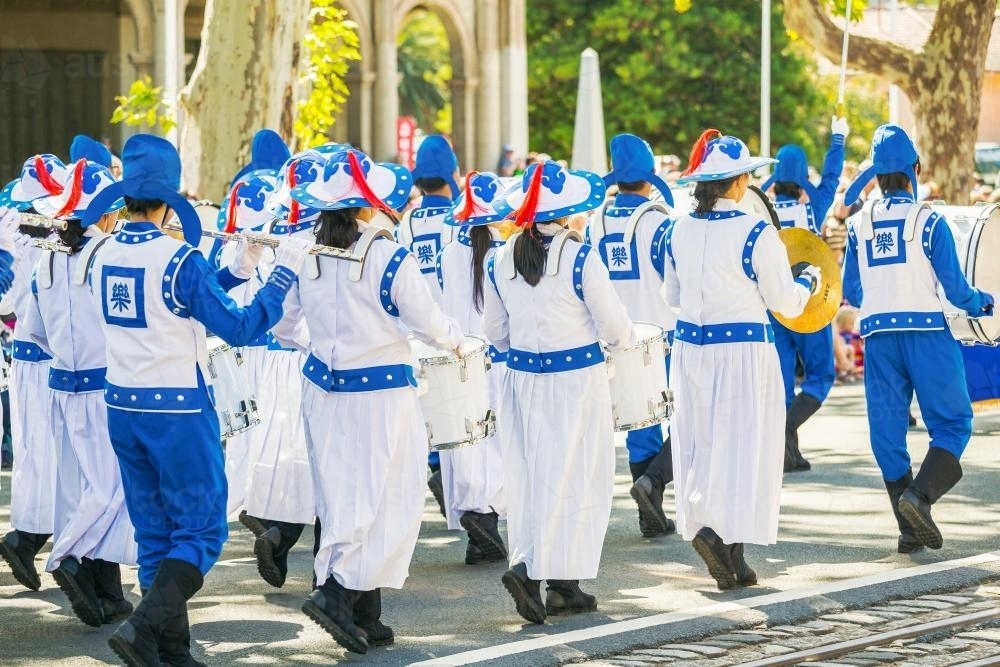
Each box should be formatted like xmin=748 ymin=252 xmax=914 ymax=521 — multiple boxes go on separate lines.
xmin=411 ymin=551 xmax=1000 ymax=666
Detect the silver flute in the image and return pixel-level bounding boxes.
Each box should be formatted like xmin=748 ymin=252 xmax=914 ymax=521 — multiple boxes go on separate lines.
xmin=18 ymin=212 xmax=69 ymax=231
xmin=162 ymin=221 xmax=361 ymax=262
xmin=32 ymin=238 xmax=72 ymax=254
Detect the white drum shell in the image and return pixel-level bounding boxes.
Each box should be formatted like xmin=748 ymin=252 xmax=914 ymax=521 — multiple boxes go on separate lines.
xmin=606 ymin=322 xmax=672 ymax=432
xmin=934 ymin=204 xmax=1000 ymax=344
xmin=411 ymin=335 xmax=493 ymax=451
xmin=207 ymin=337 xmax=260 ymax=439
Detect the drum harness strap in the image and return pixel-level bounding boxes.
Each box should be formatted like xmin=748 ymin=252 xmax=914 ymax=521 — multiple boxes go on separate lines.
xmin=859 ymin=198 xmax=927 ymax=244
xmin=589 ymin=200 xmax=670 ymax=248
xmin=303 ymin=225 xmax=392 ymax=281
xmin=496 ymin=228 xmax=587 ymax=299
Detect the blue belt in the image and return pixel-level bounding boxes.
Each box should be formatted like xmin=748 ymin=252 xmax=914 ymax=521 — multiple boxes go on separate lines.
xmin=49 ymin=367 xmax=106 ymax=393
xmin=104 ymin=382 xmax=213 ymax=412
xmin=674 ymin=321 xmax=774 ymax=346
xmin=859 ymin=311 xmax=947 ymax=337
xmin=488 ymin=345 xmax=508 ymax=364
xmin=302 ymin=353 xmax=417 ymax=393
xmin=507 ymin=342 xmax=605 ymax=374
xmin=11 ymin=340 xmax=52 ymax=363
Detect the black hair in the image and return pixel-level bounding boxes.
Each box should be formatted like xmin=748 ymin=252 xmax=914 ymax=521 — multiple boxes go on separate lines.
xmin=470 ymin=225 xmax=493 ymax=313
xmin=315 ymin=207 xmax=361 ymax=250
xmin=57 ymin=219 xmax=87 ymax=254
xmin=876 ymin=172 xmax=913 ymax=194
xmin=415 ymin=177 xmax=448 ymax=194
xmin=616 ymin=180 xmax=647 ymax=193
xmin=124 ymin=197 xmax=166 ymax=215
xmin=774 ymin=181 xmax=801 ymax=198
xmin=512 ymin=224 xmax=547 ymax=287
xmin=693 ymin=175 xmax=740 ymax=215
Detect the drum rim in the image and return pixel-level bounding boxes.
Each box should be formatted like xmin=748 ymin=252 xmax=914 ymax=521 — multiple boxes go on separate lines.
xmin=428 ymin=420 xmax=496 ymax=451
xmin=614 ymin=414 xmax=670 ymax=432
xmin=963 ymin=207 xmax=998 ymax=344
xmin=616 ymin=321 xmax=667 ymax=353
xmin=415 ymin=335 xmax=488 ymax=366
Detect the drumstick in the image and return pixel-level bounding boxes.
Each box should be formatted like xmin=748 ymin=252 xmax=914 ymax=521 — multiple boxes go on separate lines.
xmin=837 ymin=0 xmax=853 ymax=117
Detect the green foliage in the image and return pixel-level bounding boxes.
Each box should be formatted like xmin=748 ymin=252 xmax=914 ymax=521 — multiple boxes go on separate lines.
xmin=397 ymin=10 xmax=453 ymax=134
xmin=110 ymin=76 xmax=176 ymax=134
xmin=526 ymin=1 xmax=830 ymax=163
xmin=294 ymin=0 xmax=361 ymax=150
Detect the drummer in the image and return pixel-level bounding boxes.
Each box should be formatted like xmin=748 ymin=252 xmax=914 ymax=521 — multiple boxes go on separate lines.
xmin=484 ymin=161 xmax=634 ymax=623
xmin=841 ymin=124 xmax=994 ymax=554
xmin=668 ymin=130 xmax=818 ymax=590
xmin=588 ymin=133 xmax=677 ymax=538
xmin=760 ymin=117 xmax=848 ymax=472
xmin=273 ymin=147 xmax=464 ymax=654
xmin=436 ymin=171 xmax=509 ymax=565
xmin=81 ymin=134 xmax=313 ymax=665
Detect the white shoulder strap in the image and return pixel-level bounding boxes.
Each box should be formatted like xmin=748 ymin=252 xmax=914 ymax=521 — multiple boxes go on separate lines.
xmin=402 ymin=208 xmax=416 ymax=244
xmin=545 ymin=229 xmax=584 ymax=276
xmin=499 ymin=233 xmax=520 ymax=280
xmin=348 ymin=226 xmax=393 ymax=282
xmin=37 ymin=250 xmax=55 ymax=290
xmin=903 ymin=201 xmax=930 ymax=242
xmin=624 ymin=201 xmax=671 ymax=245
xmin=305 ymin=255 xmax=321 ymax=280
xmin=74 ymin=233 xmax=112 ymax=285
xmin=859 ymin=199 xmax=877 ymax=241
xmin=588 ymin=199 xmax=615 ymax=247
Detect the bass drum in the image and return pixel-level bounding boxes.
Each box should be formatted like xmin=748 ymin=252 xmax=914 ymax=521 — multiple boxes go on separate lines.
xmin=934 ymin=204 xmax=1000 ymax=344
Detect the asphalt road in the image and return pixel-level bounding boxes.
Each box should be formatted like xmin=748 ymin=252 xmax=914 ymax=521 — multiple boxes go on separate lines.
xmin=2 ymin=384 xmax=999 ymax=666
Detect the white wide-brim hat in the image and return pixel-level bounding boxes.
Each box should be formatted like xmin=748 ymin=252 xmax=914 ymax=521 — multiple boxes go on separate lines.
xmin=676 ymin=132 xmax=775 ymax=185
xmin=33 ymin=159 xmax=124 ymax=222
xmin=10 ymin=154 xmax=70 ymax=204
xmin=218 ymin=169 xmax=280 ymax=232
xmin=290 ymin=148 xmax=412 ymax=212
xmin=494 ymin=161 xmax=606 ymax=223
xmin=445 ymin=171 xmax=510 ymax=226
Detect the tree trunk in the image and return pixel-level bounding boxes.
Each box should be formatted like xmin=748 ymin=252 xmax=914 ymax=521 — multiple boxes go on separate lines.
xmin=179 ymin=0 xmax=310 ymax=202
xmin=783 ymin=0 xmax=996 ymax=204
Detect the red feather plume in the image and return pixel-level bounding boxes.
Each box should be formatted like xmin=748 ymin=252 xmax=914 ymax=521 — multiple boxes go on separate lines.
xmin=34 ymin=155 xmax=64 ymax=196
xmin=454 ymin=170 xmax=479 ymax=222
xmin=510 ymin=163 xmax=546 ymax=228
xmin=224 ymin=181 xmax=245 ymax=234
xmin=347 ymin=151 xmax=392 ymax=214
xmin=681 ymin=129 xmax=723 ymax=177
xmin=55 ymin=159 xmax=86 ymax=218
xmin=287 ymin=160 xmax=301 ymax=225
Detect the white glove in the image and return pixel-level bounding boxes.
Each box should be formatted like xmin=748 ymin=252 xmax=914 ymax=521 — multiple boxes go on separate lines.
xmin=273 ymin=236 xmax=313 ymax=275
xmin=799 ymin=265 xmax=823 ymax=295
xmin=0 ymin=207 xmax=20 ymax=231
xmin=831 ymin=116 xmax=849 ymax=139
xmin=228 ymin=236 xmax=266 ymax=279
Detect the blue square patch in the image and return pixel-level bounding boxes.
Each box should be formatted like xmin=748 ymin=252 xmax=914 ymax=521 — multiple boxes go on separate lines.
xmin=598 ymin=233 xmax=640 ymax=280
xmin=865 ymin=219 xmax=907 ymax=267
xmin=102 ymin=265 xmax=147 ymax=328
xmin=412 ymin=234 xmax=441 ymax=274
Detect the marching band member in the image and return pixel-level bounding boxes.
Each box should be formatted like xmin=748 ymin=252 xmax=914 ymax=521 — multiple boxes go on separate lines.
xmin=394 ymin=135 xmax=462 ymax=515
xmin=761 ymin=118 xmax=848 ymax=472
xmin=81 ymin=134 xmax=312 ymax=666
xmin=588 ymin=133 xmax=677 ymax=538
xmin=26 ymin=159 xmax=137 ymax=627
xmin=436 ymin=171 xmax=509 ymax=565
xmin=667 ymin=131 xmax=818 ymax=589
xmin=229 ymin=128 xmax=291 ymax=188
xmin=841 ymin=124 xmax=994 ymax=553
xmin=69 ymin=134 xmax=114 ymax=168
xmin=274 ymin=148 xmax=464 ymax=654
xmin=484 ymin=161 xmax=634 ymax=623
xmin=217 ymin=168 xmax=317 ymax=589
xmin=0 ymin=159 xmax=64 ymax=592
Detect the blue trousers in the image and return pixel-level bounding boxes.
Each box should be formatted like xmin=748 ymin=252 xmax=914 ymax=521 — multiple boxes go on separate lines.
xmin=864 ymin=330 xmax=973 ymax=482
xmin=626 ymin=344 xmax=671 ymax=464
xmin=107 ymin=408 xmax=228 ymax=589
xmin=772 ymin=317 xmax=836 ymax=407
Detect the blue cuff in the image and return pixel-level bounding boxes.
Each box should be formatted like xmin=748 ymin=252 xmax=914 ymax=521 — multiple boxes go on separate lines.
xmin=267 ymin=265 xmax=297 ymax=291
xmin=794 ymin=275 xmax=813 ymax=291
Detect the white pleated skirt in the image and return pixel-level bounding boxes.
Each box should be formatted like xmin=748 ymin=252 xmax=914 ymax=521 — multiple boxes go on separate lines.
xmin=8 ymin=360 xmax=57 ymax=534
xmin=46 ymin=390 xmax=137 ymax=568
xmin=301 ymin=380 xmax=427 ymax=591
xmin=669 ymin=340 xmax=786 ymax=545
xmin=440 ymin=361 xmax=507 ymax=530
xmin=498 ymin=363 xmax=615 ymax=581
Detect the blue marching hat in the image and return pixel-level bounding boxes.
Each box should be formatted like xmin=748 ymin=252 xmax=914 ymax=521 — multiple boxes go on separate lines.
xmin=69 ymin=134 xmax=113 ymax=168
xmin=445 ymin=171 xmax=507 ymax=226
xmin=844 ymin=124 xmax=919 ymax=206
xmin=604 ymin=134 xmax=674 ymax=207
xmin=219 ymin=169 xmax=279 ymax=233
xmin=0 ymin=179 xmax=31 ymax=211
xmin=81 ymin=134 xmax=203 ymax=246
xmin=412 ymin=135 xmax=460 ymax=199
xmin=759 ymin=144 xmax=819 ymax=202
xmin=230 ymin=129 xmax=291 ymax=187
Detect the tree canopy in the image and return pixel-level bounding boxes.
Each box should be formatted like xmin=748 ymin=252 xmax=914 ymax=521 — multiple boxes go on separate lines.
xmin=526 ymin=0 xmax=833 ymax=164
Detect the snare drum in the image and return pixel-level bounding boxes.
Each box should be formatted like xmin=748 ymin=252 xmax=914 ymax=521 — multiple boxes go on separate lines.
xmin=606 ymin=322 xmax=673 ymax=431
xmin=411 ymin=335 xmax=495 ymax=451
xmin=935 ymin=204 xmax=1000 ymax=344
xmin=207 ymin=337 xmax=260 ymax=439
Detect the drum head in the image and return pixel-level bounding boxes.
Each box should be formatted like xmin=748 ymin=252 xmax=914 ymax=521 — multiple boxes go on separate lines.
xmin=632 ymin=322 xmax=665 ymax=344
xmin=971 ymin=205 xmax=1000 ymax=341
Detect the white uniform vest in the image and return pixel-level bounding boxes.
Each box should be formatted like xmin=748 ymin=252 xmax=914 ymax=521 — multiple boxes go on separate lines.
xmin=90 ymin=226 xmax=210 ymax=412
xmin=773 ymin=199 xmax=817 ymax=233
xmin=396 ymin=203 xmax=456 ymax=303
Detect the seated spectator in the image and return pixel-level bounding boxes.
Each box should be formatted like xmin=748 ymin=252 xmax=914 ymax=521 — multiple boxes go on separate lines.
xmin=835 ymin=306 xmax=864 ymax=383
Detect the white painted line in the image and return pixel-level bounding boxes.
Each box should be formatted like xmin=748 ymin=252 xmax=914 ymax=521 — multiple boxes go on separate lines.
xmin=411 ymin=551 xmax=1000 ymax=666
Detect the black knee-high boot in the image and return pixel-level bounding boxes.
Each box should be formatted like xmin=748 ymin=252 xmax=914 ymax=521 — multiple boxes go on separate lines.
xmin=108 ymin=558 xmax=204 ymax=667
xmin=628 ymin=438 xmax=675 ymax=537
xmin=0 ymin=530 xmax=50 ymax=591
xmin=544 ymin=580 xmax=597 ymax=615
xmin=784 ymin=393 xmax=822 ymax=472
xmin=884 ymin=469 xmax=923 ymax=554
xmin=52 ymin=556 xmax=105 ymax=627
xmin=899 ymin=448 xmax=963 ymax=550
xmin=93 ymin=559 xmax=134 ymax=624
xmin=303 ymin=576 xmax=369 ymax=654
xmin=353 ymin=589 xmax=393 ymax=646
xmin=254 ymin=521 xmax=306 ymax=588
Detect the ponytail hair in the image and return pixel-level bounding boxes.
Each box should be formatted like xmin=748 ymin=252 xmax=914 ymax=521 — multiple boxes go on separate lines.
xmin=469 ymin=225 xmax=492 ymax=313
xmin=693 ymin=175 xmax=739 ymax=216
xmin=512 ymin=223 xmax=546 ymax=287
xmin=57 ymin=219 xmax=87 ymax=254
xmin=315 ymin=207 xmax=361 ymax=250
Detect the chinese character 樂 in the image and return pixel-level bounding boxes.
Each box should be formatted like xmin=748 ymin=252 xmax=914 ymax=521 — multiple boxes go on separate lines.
xmin=875 ymin=231 xmax=895 ymax=255
xmin=111 ymin=282 xmax=131 ymax=312
xmin=611 ymin=246 xmax=628 ymax=267
xmin=417 ymin=244 xmax=435 ymax=265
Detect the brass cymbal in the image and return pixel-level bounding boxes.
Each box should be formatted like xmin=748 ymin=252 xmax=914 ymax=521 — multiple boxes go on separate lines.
xmin=771 ymin=227 xmax=843 ymax=334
